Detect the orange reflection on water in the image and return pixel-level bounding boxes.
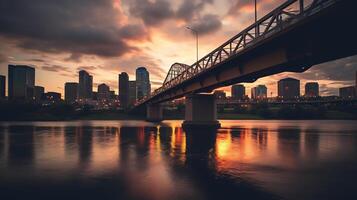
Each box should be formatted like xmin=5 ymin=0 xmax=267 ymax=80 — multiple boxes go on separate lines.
xmin=88 ymin=127 xmax=120 ymax=175
xmin=214 ymin=125 xmax=281 ymax=173
xmin=215 ymin=129 xmax=232 ymax=159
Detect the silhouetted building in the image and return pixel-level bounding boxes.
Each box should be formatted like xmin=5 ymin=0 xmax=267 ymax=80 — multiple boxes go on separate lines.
xmin=339 ymin=86 xmax=356 ymax=98
xmin=109 ymin=91 xmax=116 ymax=100
xmin=231 ymin=84 xmax=245 ymax=99
xmin=305 ymin=82 xmax=319 ymax=97
xmin=34 ymin=86 xmax=44 ymax=101
xmin=251 ymin=85 xmax=267 ymax=99
xmin=8 ymin=65 xmax=35 ymax=100
xmin=214 ymin=90 xmax=226 ymax=99
xmin=278 ymin=78 xmax=300 ymax=99
xmin=65 ymin=82 xmax=78 ymax=103
xmin=136 ymin=67 xmax=151 ymax=100
xmin=78 ymin=70 xmax=92 ymax=99
xmin=92 ymin=92 xmax=98 ymax=100
xmin=45 ymin=92 xmax=61 ymax=102
xmin=0 ymin=75 xmax=5 ymax=99
xmin=119 ymin=72 xmax=129 ymax=108
xmin=129 ymin=81 xmax=137 ymax=105
xmin=98 ymin=83 xmax=110 ymax=100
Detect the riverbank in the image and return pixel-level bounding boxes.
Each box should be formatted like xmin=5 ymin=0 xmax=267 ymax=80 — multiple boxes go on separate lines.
xmin=1 ymin=101 xmax=356 ymax=121
xmin=1 ymin=111 xmax=355 ymax=121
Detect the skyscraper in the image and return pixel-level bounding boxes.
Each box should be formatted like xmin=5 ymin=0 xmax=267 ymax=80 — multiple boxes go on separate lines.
xmin=34 ymin=86 xmax=45 ymax=101
xmin=78 ymin=70 xmax=92 ymax=99
xmin=129 ymin=81 xmax=137 ymax=105
xmin=251 ymin=85 xmax=267 ymax=99
xmin=305 ymin=82 xmax=319 ymax=97
xmin=119 ymin=72 xmax=129 ymax=108
xmin=136 ymin=67 xmax=151 ymax=100
xmin=231 ymin=84 xmax=245 ymax=100
xmin=65 ymin=82 xmax=78 ymax=103
xmin=0 ymin=75 xmax=5 ymax=99
xmin=278 ymin=78 xmax=300 ymax=99
xmin=8 ymin=65 xmax=35 ymax=100
xmin=98 ymin=83 xmax=110 ymax=100
xmin=339 ymin=86 xmax=356 ymax=98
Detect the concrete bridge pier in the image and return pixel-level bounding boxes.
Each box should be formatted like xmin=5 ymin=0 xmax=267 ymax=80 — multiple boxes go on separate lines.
xmin=146 ymin=103 xmax=163 ymax=122
xmin=182 ymin=94 xmax=221 ymax=130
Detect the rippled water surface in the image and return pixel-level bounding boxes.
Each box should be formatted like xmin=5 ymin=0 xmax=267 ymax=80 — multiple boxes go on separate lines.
xmin=0 ymin=120 xmax=356 ymax=200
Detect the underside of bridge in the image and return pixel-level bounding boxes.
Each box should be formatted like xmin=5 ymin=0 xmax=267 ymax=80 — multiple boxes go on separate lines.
xmin=143 ymin=0 xmax=357 ymax=126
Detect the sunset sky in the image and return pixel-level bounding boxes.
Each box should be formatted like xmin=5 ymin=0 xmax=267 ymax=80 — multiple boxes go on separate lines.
xmin=0 ymin=0 xmax=356 ymax=97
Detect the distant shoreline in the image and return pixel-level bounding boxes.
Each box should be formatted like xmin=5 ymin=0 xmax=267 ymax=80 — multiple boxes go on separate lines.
xmin=0 ymin=112 xmax=355 ymax=122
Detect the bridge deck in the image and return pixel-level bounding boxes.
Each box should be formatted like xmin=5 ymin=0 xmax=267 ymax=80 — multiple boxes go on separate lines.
xmin=136 ymin=0 xmax=356 ymax=107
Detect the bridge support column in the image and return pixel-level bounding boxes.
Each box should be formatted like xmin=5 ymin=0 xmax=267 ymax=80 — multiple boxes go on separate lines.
xmin=146 ymin=104 xmax=163 ymax=122
xmin=182 ymin=94 xmax=221 ymax=129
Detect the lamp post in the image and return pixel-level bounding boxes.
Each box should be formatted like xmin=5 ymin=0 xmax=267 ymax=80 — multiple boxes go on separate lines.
xmin=254 ymin=0 xmax=258 ymax=36
xmin=186 ymin=26 xmax=199 ymax=66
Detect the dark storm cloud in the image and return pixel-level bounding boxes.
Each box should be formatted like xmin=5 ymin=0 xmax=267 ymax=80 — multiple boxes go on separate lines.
xmin=191 ymin=14 xmax=222 ymax=35
xmin=226 ymin=0 xmax=285 ymax=17
xmin=42 ymin=65 xmax=71 ymax=73
xmin=65 ymin=53 xmax=83 ymax=63
xmin=128 ymin=0 xmax=175 ymax=26
xmin=176 ymin=0 xmax=214 ymax=22
xmin=0 ymin=0 xmax=148 ymax=57
xmin=128 ymin=0 xmax=221 ymax=32
xmin=227 ymin=0 xmax=252 ymax=16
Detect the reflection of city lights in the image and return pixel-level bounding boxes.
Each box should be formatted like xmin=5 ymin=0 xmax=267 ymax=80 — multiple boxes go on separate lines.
xmin=216 ymin=133 xmax=232 ymax=159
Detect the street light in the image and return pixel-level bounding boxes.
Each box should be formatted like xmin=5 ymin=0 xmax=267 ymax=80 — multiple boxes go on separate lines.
xmin=186 ymin=26 xmax=199 ymax=66
xmin=254 ymin=0 xmax=257 ymax=23
xmin=254 ymin=0 xmax=258 ymax=36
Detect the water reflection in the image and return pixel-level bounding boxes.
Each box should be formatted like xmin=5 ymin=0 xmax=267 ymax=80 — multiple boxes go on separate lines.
xmin=0 ymin=120 xmax=356 ymax=200
xmin=8 ymin=126 xmax=35 ymax=166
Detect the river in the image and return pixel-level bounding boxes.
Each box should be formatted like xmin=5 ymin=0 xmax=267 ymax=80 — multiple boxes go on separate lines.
xmin=0 ymin=120 xmax=356 ymax=200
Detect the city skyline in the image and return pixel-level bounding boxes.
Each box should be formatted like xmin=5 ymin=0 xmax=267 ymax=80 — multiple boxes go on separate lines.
xmin=0 ymin=0 xmax=356 ymax=97
xmin=2 ymin=64 xmax=356 ymax=102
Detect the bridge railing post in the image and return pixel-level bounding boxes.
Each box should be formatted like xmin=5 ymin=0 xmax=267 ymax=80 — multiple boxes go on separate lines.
xmin=300 ymin=0 xmax=304 ymax=14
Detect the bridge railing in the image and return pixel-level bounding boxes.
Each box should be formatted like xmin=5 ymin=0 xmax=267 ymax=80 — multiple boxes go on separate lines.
xmin=138 ymin=0 xmax=337 ymax=105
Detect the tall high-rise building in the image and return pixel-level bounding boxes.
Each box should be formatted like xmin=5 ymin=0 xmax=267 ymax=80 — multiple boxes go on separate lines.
xmin=136 ymin=67 xmax=151 ymax=100
xmin=65 ymin=82 xmax=78 ymax=103
xmin=119 ymin=72 xmax=129 ymax=108
xmin=8 ymin=65 xmax=35 ymax=100
xmin=0 ymin=75 xmax=5 ymax=99
xmin=78 ymin=70 xmax=93 ymax=99
xmin=129 ymin=81 xmax=137 ymax=105
xmin=34 ymin=86 xmax=45 ymax=101
xmin=278 ymin=78 xmax=300 ymax=99
xmin=98 ymin=83 xmax=110 ymax=100
xmin=305 ymin=82 xmax=319 ymax=97
xmin=231 ymin=84 xmax=245 ymax=100
xmin=251 ymin=85 xmax=267 ymax=99
xmin=339 ymin=86 xmax=356 ymax=98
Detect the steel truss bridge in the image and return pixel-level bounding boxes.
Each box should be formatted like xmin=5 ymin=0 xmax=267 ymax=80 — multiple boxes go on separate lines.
xmin=136 ymin=0 xmax=357 ymax=107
